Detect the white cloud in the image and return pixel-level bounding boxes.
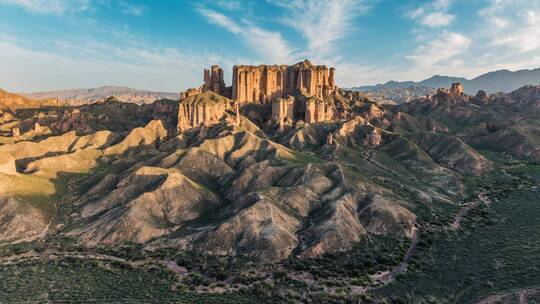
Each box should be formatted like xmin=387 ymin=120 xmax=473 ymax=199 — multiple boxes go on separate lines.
xmin=407 ymin=0 xmax=455 ymax=28
xmin=119 ymin=2 xmax=146 ymax=16
xmin=196 ymin=7 xmax=294 ymax=63
xmin=0 ymin=0 xmax=89 ymax=14
xmin=481 ymin=0 xmax=540 ymax=53
xmin=267 ymin=0 xmax=370 ymax=60
xmin=420 ymin=12 xmax=455 ymax=27
xmin=406 ymin=32 xmax=471 ymax=68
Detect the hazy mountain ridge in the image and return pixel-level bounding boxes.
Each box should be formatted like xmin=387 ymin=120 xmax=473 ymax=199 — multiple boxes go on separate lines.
xmin=23 ymin=86 xmax=179 ymax=105
xmin=353 ymin=68 xmax=540 ymax=95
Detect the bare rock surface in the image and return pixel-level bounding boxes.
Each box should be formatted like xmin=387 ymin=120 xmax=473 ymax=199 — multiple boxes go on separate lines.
xmin=0 ymin=197 xmax=47 ymax=243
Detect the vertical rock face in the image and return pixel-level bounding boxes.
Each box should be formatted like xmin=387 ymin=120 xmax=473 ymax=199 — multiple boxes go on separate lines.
xmin=271 ymin=96 xmax=294 ymax=122
xmin=177 ymin=91 xmax=230 ymax=131
xmin=232 ymin=60 xmax=335 ymax=104
xmin=203 ymin=65 xmax=225 ymax=95
xmin=305 ymin=98 xmax=332 ymax=123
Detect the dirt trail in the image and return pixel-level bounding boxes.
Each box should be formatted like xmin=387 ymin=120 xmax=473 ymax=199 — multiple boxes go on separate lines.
xmin=451 ymin=192 xmax=490 ymax=230
xmin=370 ymin=228 xmax=419 ymax=285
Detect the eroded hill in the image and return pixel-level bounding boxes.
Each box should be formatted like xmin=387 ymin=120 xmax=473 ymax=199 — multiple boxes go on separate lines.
xmin=0 ymin=78 xmax=539 ymax=302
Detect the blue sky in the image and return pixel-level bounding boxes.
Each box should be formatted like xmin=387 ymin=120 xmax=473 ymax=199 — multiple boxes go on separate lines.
xmin=0 ymin=0 xmax=539 ymax=92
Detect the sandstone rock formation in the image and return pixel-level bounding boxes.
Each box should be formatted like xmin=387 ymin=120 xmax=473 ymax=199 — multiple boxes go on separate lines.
xmin=367 ymin=127 xmax=382 ymax=146
xmin=203 ymin=65 xmax=226 ymax=95
xmin=305 ymin=97 xmax=333 ymax=123
xmin=432 ymin=82 xmax=470 ymax=104
xmin=11 ymin=127 xmax=20 ymax=137
xmin=177 ymin=92 xmax=231 ymax=131
xmin=33 ymin=122 xmax=42 ymax=133
xmin=450 ymin=83 xmax=465 ymax=96
xmin=363 ymin=104 xmax=384 ymax=121
xmin=232 ymin=60 xmax=335 ymax=103
xmin=271 ymin=96 xmax=294 ymax=127
xmin=179 ymin=87 xmax=202 ymax=101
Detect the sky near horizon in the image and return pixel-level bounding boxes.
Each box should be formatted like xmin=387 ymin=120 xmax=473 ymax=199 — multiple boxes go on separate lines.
xmin=0 ymin=0 xmax=539 ymax=92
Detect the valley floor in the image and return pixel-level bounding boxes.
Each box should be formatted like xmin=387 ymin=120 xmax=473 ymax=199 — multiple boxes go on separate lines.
xmin=1 ymin=161 xmax=539 ymax=303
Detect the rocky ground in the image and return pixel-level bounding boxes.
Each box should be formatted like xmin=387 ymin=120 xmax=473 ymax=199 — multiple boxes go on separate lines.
xmin=0 ymin=84 xmax=539 ymax=303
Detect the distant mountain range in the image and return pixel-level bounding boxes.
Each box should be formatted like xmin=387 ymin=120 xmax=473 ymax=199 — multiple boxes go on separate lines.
xmin=353 ymin=68 xmax=540 ymax=95
xmin=23 ymin=86 xmax=179 ymax=106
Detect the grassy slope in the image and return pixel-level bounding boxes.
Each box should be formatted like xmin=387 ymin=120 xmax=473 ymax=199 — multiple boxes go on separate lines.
xmin=0 ymin=173 xmax=58 ymax=219
xmin=376 ymin=163 xmax=540 ymax=303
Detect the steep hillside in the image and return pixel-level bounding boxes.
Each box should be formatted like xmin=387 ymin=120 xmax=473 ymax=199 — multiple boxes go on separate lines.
xmin=0 ymin=89 xmax=57 ymax=113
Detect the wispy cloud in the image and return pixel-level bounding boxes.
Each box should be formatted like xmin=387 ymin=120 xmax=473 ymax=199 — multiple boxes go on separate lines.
xmin=0 ymin=31 xmax=231 ymax=92
xmin=196 ymin=6 xmax=294 ymax=63
xmin=480 ymin=0 xmax=540 ymax=53
xmin=407 ymin=0 xmax=455 ymax=27
xmin=267 ymin=0 xmax=370 ymax=60
xmin=406 ymin=31 xmax=470 ymax=69
xmin=119 ymin=1 xmax=146 ymax=16
xmin=0 ymin=0 xmax=89 ymax=14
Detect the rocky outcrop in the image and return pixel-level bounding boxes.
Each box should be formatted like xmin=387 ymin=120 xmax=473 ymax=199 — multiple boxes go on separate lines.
xmin=52 ymin=108 xmax=95 ymax=134
xmin=450 ymin=83 xmax=464 ymax=96
xmin=363 ymin=104 xmax=384 ymax=121
xmin=305 ymin=97 xmax=333 ymax=123
xmin=232 ymin=60 xmax=335 ymax=103
xmin=11 ymin=127 xmax=20 ymax=137
xmin=473 ymin=90 xmax=490 ymax=104
xmin=431 ymin=82 xmax=470 ymax=104
xmin=271 ymin=96 xmax=294 ymax=127
xmin=203 ymin=65 xmax=226 ymax=95
xmin=179 ymin=87 xmax=202 ymax=101
xmin=367 ymin=128 xmax=383 ymax=146
xmin=177 ymin=92 xmax=231 ymax=131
